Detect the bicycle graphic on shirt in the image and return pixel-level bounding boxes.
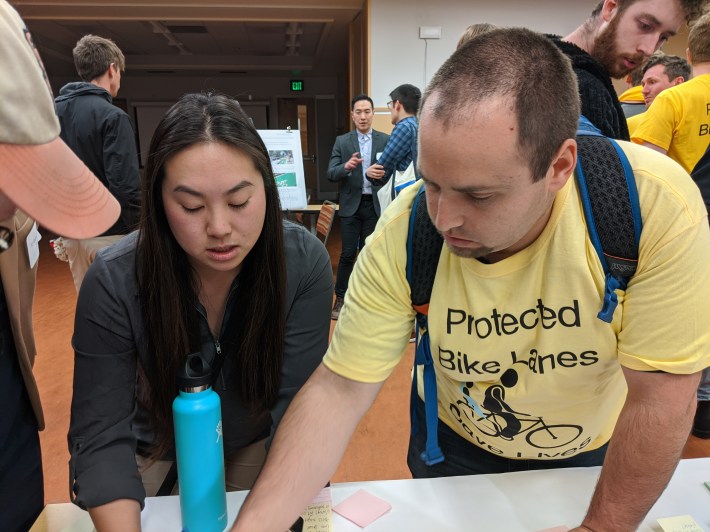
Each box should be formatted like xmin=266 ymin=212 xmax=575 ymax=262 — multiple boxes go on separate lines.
xmin=455 ymin=369 xmax=583 ymax=449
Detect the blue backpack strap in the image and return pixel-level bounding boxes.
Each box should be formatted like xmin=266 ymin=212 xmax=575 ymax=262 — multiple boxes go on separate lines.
xmin=406 ymin=186 xmax=445 ymax=465
xmin=577 ymin=114 xmax=602 ymax=136
xmin=575 ymin=119 xmax=642 ymax=322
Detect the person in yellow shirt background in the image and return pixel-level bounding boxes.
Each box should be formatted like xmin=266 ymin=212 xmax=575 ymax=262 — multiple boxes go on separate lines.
xmin=631 ymin=13 xmax=710 ymax=174
xmin=627 ymin=53 xmax=690 ymax=137
xmin=619 ymin=67 xmax=646 ymax=118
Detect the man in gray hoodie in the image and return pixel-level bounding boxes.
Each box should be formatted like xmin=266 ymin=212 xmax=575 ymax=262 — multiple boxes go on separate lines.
xmin=54 ymin=34 xmax=141 ymax=291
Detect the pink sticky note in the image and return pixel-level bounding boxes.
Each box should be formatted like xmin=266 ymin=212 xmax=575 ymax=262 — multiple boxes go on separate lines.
xmin=332 ymin=489 xmax=391 ymax=528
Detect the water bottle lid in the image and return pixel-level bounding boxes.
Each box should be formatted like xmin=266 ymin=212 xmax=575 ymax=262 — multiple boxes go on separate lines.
xmin=177 ymin=352 xmax=213 ymax=390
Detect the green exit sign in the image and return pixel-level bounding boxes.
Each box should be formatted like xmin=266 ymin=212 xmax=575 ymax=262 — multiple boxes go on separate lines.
xmin=290 ymin=79 xmax=304 ymax=92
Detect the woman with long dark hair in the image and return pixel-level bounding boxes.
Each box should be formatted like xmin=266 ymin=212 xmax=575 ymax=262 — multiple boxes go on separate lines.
xmin=68 ymin=92 xmax=333 ymax=528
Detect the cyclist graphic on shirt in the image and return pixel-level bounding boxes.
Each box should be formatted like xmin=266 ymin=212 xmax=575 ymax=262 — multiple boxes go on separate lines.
xmin=480 ymin=368 xmax=528 ymax=439
xmin=458 ymin=367 xmax=584 ymax=450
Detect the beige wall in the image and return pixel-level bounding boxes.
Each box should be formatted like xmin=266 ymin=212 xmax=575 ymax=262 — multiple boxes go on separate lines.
xmin=373 ymin=112 xmax=394 ymax=135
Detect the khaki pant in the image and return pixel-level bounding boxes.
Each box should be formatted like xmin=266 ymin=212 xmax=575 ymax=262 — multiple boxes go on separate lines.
xmin=138 ymin=437 xmax=268 ymax=496
xmin=63 ymin=235 xmax=125 ymax=292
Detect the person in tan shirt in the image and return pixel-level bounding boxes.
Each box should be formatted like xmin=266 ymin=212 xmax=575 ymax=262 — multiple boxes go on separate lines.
xmin=0 ymin=3 xmax=119 ymax=529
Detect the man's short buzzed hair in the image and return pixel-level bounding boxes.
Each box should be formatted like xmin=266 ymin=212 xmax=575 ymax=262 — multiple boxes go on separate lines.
xmin=389 ymin=84 xmax=422 ymax=115
xmin=591 ymin=0 xmax=706 ymax=24
xmin=641 ymin=52 xmax=691 ymax=81
xmin=73 ymin=34 xmax=126 ymax=82
xmin=421 ymin=27 xmax=580 ymax=182
xmin=688 ymin=12 xmax=710 ymax=64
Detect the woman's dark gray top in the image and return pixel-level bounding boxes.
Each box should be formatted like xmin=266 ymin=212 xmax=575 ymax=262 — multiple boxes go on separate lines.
xmin=68 ymin=221 xmax=333 ymax=510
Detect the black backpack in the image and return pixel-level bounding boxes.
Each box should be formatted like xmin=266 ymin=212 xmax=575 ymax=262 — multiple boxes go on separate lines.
xmin=406 ymin=118 xmax=643 ymax=465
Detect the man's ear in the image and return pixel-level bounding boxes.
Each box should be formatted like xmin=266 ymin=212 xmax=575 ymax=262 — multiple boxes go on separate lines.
xmin=546 ymin=138 xmax=577 ymax=192
xmin=108 ymin=62 xmax=118 ymax=77
xmin=600 ymin=0 xmax=619 ymax=23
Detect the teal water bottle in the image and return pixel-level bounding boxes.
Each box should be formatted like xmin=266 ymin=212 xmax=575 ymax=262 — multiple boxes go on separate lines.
xmin=173 ymin=353 xmax=228 ymax=532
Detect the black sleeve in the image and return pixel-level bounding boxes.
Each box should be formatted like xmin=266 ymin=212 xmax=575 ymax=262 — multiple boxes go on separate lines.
xmin=269 ymin=226 xmax=334 ymax=439
xmin=575 ymin=69 xmax=628 ymax=140
xmin=103 ymin=112 xmax=142 ymax=231
xmin=68 ymin=255 xmax=145 ymax=510
xmin=691 ymin=144 xmax=710 ymax=215
xmin=327 ymin=136 xmax=351 ymax=183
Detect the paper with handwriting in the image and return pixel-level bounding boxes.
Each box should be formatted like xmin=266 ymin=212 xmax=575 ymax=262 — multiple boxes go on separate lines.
xmin=657 ymin=515 xmax=704 ymax=532
xmin=301 ymin=486 xmax=333 ymax=532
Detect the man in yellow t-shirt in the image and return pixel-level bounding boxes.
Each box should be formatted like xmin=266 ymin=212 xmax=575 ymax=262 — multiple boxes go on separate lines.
xmin=631 ymin=14 xmax=710 ymax=173
xmin=626 ymin=53 xmax=690 ymax=137
xmin=233 ymin=27 xmax=710 ymax=532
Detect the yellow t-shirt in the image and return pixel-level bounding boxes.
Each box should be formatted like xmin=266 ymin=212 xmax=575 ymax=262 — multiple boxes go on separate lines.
xmin=627 ymin=111 xmax=645 ymax=138
xmin=631 ymin=74 xmax=710 ymax=173
xmin=324 ymin=141 xmax=710 ymax=460
xmin=618 ymin=85 xmax=644 ymax=104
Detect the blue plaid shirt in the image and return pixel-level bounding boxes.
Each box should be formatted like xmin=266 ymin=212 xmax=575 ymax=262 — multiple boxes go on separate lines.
xmin=375 ymin=116 xmax=418 ymax=181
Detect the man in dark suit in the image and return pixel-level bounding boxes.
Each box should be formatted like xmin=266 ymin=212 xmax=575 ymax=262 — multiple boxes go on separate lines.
xmin=0 ymin=3 xmax=119 ymax=529
xmin=327 ymin=94 xmax=389 ymax=320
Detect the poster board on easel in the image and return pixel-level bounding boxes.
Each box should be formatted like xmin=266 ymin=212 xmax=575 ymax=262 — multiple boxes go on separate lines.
xmin=257 ymin=129 xmax=308 ymax=210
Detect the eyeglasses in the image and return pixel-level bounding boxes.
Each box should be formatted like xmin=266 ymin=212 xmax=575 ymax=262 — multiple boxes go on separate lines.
xmin=386 ymin=100 xmax=393 ymax=108
xmin=0 ymin=226 xmax=13 ymax=254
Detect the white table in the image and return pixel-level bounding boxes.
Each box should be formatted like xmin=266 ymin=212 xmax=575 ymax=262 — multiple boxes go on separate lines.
xmin=31 ymin=458 xmax=710 ymax=531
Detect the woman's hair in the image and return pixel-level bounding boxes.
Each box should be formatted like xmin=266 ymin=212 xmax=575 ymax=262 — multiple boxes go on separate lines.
xmin=135 ymin=92 xmax=286 ymax=459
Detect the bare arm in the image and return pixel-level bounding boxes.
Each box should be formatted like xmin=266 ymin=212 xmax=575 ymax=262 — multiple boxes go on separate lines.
xmin=574 ymin=368 xmax=699 ymax=531
xmin=88 ymin=499 xmax=141 ymax=532
xmin=103 ymin=113 xmax=141 ymax=231
xmin=641 ymin=141 xmax=668 ymax=156
xmin=231 ymin=363 xmax=384 ymax=531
